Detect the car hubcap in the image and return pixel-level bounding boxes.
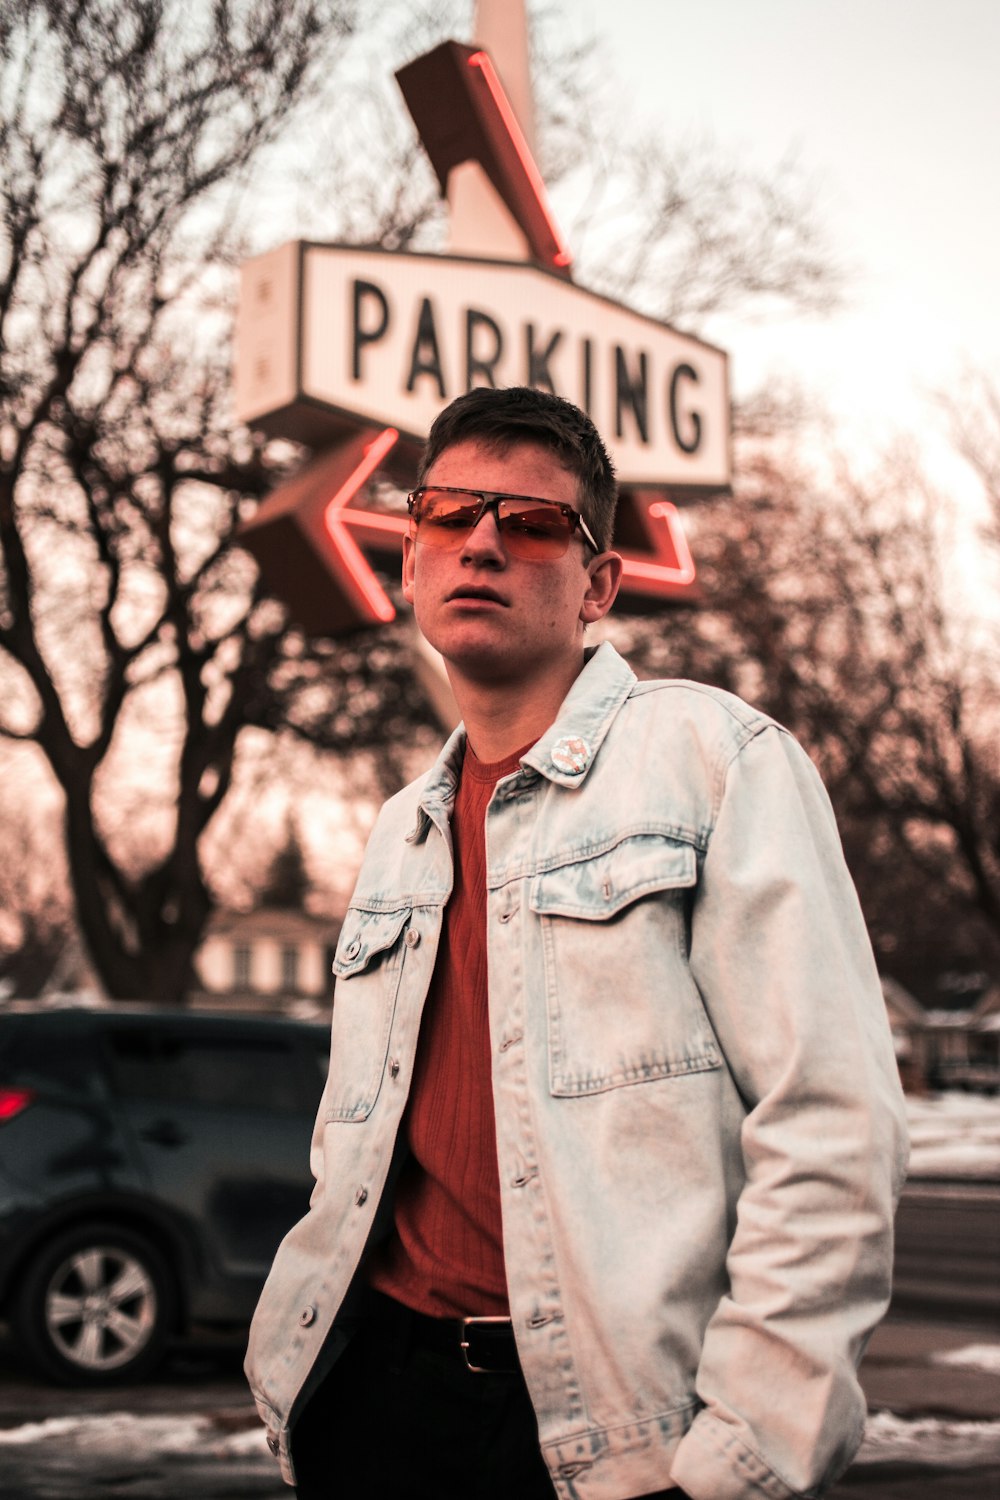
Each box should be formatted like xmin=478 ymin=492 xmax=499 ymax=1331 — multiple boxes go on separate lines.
xmin=45 ymin=1247 xmax=157 ymax=1371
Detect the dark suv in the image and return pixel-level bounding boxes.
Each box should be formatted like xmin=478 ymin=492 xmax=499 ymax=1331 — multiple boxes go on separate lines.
xmin=0 ymin=1006 xmax=327 ymax=1385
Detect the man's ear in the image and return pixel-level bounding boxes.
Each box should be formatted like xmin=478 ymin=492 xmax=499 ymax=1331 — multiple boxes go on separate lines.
xmin=402 ymin=534 xmax=416 ymax=603
xmin=580 ymin=551 xmax=623 ymax=625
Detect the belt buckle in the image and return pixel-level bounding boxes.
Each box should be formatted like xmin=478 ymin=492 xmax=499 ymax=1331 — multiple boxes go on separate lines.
xmin=459 ymin=1315 xmax=516 ymax=1374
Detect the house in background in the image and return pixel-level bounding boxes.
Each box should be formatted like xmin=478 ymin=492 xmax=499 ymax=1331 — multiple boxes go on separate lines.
xmin=191 ymin=827 xmax=344 ymax=1015
xmin=192 ymin=905 xmax=339 ymax=1014
xmin=17 ymin=828 xmax=347 ymax=1014
xmin=883 ymin=976 xmax=1000 ymax=1093
xmin=883 ymin=976 xmax=928 ymax=1093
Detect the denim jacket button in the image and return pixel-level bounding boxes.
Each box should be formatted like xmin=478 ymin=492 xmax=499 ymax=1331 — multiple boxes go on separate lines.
xmin=405 ymin=929 xmax=421 ymax=948
xmin=267 ymin=1435 xmax=280 ymax=1456
xmin=344 ymin=938 xmax=362 ymax=960
xmin=389 ymin=1058 xmax=400 ymax=1079
xmin=298 ymin=1305 xmax=317 ymax=1327
xmin=355 ymin=1186 xmax=368 ymax=1206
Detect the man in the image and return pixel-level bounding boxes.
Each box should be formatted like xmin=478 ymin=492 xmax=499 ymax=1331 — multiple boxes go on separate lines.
xmin=246 ymin=386 xmax=909 ymax=1500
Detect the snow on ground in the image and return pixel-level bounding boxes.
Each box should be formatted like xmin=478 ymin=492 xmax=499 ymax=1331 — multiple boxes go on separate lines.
xmin=0 ymin=1413 xmax=222 ymax=1452
xmin=3 ymin=1409 xmax=1000 ymax=1470
xmin=0 ymin=1411 xmax=270 ymax=1457
xmin=905 ymin=1090 xmax=1000 ymax=1179
xmin=931 ymin=1344 xmax=1000 ymax=1374
xmin=858 ymin=1411 xmax=1000 ymax=1466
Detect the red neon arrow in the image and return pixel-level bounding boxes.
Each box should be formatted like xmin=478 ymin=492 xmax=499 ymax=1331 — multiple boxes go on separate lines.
xmin=323 ymin=427 xmax=401 ymax=624
xmin=328 ymin=433 xmax=697 ymax=624
xmin=622 ymin=499 xmax=697 ymax=590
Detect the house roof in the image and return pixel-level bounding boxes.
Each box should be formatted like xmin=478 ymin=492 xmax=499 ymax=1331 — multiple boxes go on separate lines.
xmin=882 ymin=976 xmax=1000 ymax=1034
xmin=203 ymin=907 xmax=340 ymax=945
xmin=973 ymin=984 xmax=1000 ymax=1022
xmin=881 ymin=977 xmax=925 ymax=1025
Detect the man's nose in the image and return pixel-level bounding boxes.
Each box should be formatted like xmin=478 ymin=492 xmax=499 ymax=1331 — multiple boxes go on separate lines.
xmin=460 ymin=506 xmax=507 ymax=565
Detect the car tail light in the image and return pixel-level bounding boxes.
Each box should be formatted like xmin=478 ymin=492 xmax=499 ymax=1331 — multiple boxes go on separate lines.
xmin=0 ymin=1087 xmax=36 ymax=1122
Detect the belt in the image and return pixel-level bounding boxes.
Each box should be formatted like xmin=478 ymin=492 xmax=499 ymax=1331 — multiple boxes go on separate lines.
xmin=371 ymin=1290 xmax=519 ymax=1374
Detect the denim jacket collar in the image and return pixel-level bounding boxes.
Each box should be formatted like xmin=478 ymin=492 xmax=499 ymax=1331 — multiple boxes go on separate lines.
xmin=524 ymin=641 xmax=637 ymax=788
xmin=407 ymin=643 xmax=637 ymax=843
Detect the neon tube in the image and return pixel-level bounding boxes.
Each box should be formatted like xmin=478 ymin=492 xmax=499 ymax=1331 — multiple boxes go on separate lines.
xmin=621 ymin=501 xmax=697 ymax=587
xmin=468 ymin=50 xmax=573 ymax=270
xmin=323 ymin=428 xmax=401 ymax=623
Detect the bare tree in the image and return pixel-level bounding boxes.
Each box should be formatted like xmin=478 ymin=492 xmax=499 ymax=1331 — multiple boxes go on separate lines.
xmin=0 ymin=0 xmax=448 ymax=1003
xmin=0 ymin=746 xmax=69 ymax=997
xmin=563 ymin=139 xmax=845 ymax=328
xmin=937 ymin=369 xmax=1000 ymax=543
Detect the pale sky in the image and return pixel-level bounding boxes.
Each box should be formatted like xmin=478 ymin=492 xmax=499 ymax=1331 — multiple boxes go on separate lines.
xmin=566 ymin=0 xmax=1000 ymax=482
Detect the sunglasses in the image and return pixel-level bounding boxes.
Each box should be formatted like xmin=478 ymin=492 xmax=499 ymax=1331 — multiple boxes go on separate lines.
xmin=406 ymin=486 xmax=600 ymax=561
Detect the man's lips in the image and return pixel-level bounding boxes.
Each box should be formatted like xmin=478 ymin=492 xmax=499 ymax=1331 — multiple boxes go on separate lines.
xmin=446 ymin=585 xmax=508 ymax=605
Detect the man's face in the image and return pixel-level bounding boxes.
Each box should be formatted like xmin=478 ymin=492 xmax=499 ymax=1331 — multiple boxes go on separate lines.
xmin=402 ymin=438 xmax=617 ymax=691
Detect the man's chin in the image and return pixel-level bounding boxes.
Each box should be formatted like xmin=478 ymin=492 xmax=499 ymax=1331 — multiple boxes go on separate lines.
xmin=419 ymin=616 xmax=510 ymax=675
xmin=444 ymin=644 xmax=522 ymax=686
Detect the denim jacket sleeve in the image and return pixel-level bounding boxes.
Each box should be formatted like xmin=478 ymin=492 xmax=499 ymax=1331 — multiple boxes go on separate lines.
xmin=670 ymin=723 xmax=909 ymax=1500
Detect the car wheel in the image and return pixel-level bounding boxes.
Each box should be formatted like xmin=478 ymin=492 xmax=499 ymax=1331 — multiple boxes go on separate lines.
xmin=14 ymin=1223 xmax=176 ymax=1385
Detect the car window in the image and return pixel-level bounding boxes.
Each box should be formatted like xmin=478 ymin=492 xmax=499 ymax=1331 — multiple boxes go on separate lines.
xmin=104 ymin=1028 xmax=307 ymax=1114
xmin=7 ymin=1018 xmax=100 ymax=1095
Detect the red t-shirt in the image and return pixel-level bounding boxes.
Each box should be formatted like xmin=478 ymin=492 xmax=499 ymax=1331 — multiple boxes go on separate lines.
xmin=368 ymin=739 xmax=531 ymax=1317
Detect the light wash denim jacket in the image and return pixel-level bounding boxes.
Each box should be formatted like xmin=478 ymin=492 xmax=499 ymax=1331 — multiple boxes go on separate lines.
xmin=246 ymin=642 xmax=909 ymax=1500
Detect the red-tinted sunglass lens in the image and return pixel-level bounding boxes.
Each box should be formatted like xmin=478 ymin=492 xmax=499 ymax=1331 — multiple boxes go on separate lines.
xmin=411 ymin=492 xmax=482 ymax=547
xmin=497 ymin=500 xmax=572 ymax=558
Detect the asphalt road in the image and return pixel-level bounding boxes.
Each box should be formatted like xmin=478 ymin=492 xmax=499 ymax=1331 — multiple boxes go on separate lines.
xmin=1 ymin=1182 xmax=998 ymax=1499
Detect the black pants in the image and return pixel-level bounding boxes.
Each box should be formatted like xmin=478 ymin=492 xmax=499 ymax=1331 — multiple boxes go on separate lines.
xmin=291 ymin=1299 xmax=556 ymax=1499
xmin=291 ymin=1296 xmax=681 ymax=1500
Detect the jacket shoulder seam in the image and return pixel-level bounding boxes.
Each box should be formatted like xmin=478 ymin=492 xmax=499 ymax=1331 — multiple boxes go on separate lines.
xmin=711 ymin=719 xmax=793 ymax=829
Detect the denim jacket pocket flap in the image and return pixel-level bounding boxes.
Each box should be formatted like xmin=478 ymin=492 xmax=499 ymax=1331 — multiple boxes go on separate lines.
xmin=332 ymin=906 xmax=411 ymax=979
xmin=325 ymin=905 xmax=412 ymax=1122
xmin=530 ymin=835 xmax=696 ymax=920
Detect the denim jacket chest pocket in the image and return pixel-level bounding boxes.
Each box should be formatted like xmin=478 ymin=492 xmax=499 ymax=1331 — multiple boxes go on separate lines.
xmin=325 ymin=905 xmax=412 ymax=1121
xmin=528 ymin=835 xmax=721 ymax=1097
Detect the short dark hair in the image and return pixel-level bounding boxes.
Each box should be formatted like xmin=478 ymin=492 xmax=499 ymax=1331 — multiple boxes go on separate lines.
xmin=417 ymin=386 xmax=618 ymax=552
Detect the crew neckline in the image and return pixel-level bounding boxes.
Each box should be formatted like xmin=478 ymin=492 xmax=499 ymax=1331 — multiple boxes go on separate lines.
xmin=463 ymin=739 xmax=537 ymax=784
